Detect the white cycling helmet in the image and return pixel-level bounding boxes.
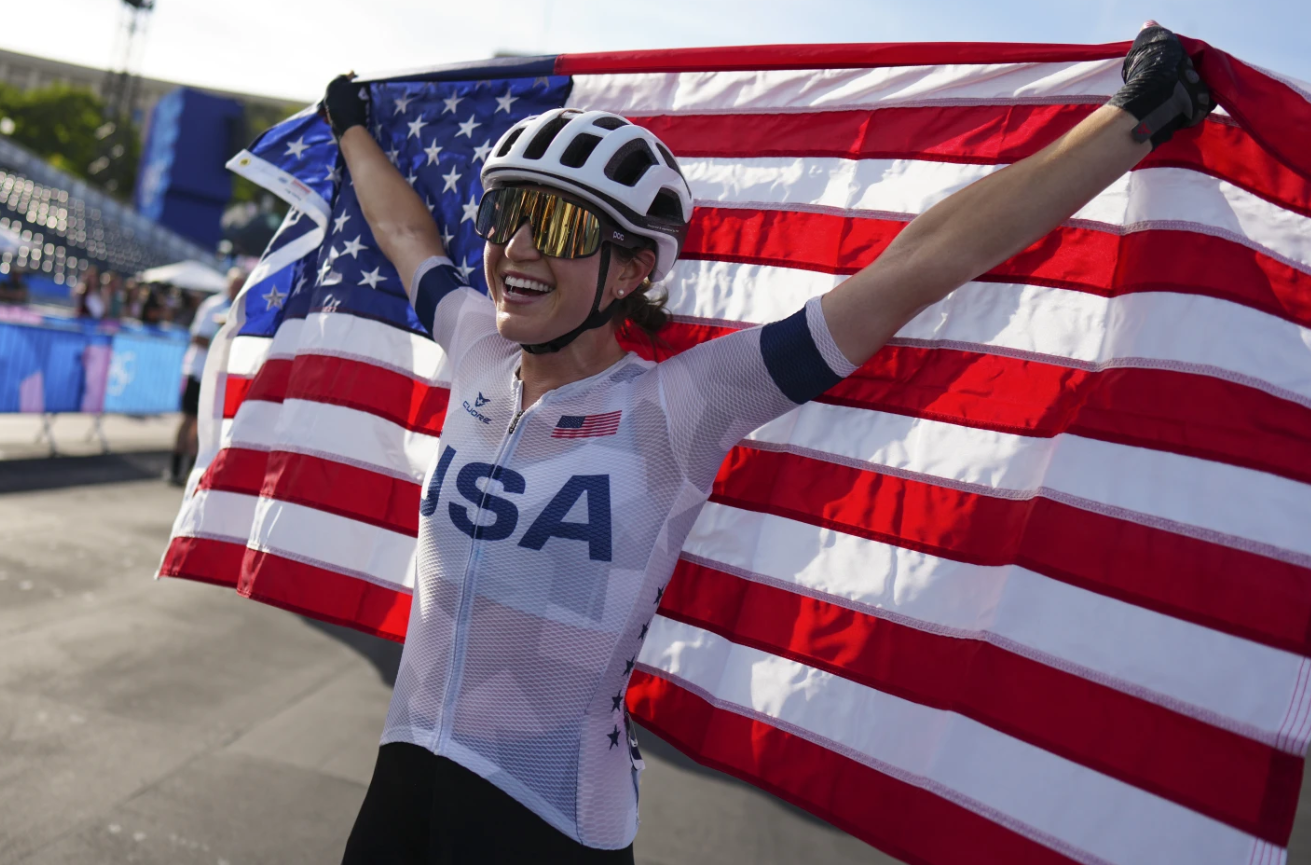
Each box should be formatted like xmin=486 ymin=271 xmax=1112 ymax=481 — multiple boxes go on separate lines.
xmin=481 ymin=108 xmax=693 ymax=283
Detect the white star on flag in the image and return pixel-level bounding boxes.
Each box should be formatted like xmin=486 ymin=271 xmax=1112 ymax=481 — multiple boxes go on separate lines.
xmin=284 ymin=137 xmax=309 ymax=159
xmin=324 ymin=163 xmax=342 ymax=183
xmin=424 ymin=141 xmax=443 ymax=165
xmin=495 ymin=90 xmax=518 ymax=113
xmin=455 ymin=256 xmax=477 ymax=281
xmin=407 ymin=116 xmax=428 ymax=139
xmin=461 ymin=194 xmax=480 ymax=223
xmin=441 ymin=225 xmax=454 ymax=247
xmin=442 ymin=93 xmax=464 ymax=114
xmin=532 ymin=76 xmax=551 ymax=88
xmin=393 ymin=93 xmax=415 ymax=115
xmin=332 ymin=212 xmax=351 ymax=233
xmin=456 ymin=115 xmax=481 ymax=138
xmin=472 ymin=140 xmax=493 ymax=163
xmin=358 ymin=267 xmax=385 ymax=289
xmin=386 ymin=147 xmax=400 ymax=165
xmin=262 ymin=285 xmax=287 ymax=310
xmin=441 ymin=166 xmax=463 ymax=193
xmin=406 ymin=169 xmax=419 ymax=186
xmin=426 ymin=196 xmax=438 ymax=213
xmin=341 ymin=236 xmax=366 ymax=258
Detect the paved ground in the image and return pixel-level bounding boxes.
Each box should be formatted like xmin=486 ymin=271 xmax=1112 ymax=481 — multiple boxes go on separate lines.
xmin=0 ymin=464 xmax=895 ymax=865
xmin=0 ymin=414 xmax=179 ymax=461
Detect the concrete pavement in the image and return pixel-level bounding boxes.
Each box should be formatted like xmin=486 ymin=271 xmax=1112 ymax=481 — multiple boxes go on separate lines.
xmin=0 ymin=472 xmax=893 ymax=865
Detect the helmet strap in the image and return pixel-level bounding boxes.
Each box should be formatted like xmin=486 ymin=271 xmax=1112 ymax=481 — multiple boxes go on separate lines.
xmin=520 ymin=243 xmax=620 ymax=355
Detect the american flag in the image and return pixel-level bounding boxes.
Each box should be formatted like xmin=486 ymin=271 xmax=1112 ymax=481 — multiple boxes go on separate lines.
xmin=552 ymin=410 xmax=623 ymax=439
xmin=160 ymin=40 xmax=1311 ymax=865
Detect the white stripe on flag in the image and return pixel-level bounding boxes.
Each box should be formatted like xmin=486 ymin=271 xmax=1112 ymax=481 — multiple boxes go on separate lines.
xmin=684 ymin=501 xmax=1304 ymax=743
xmin=638 ymin=617 xmax=1265 ymax=865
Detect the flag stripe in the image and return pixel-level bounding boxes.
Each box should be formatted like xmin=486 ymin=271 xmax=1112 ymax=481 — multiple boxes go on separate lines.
xmin=647 ymin=327 xmax=1311 ymax=488
xmin=223 ymin=401 xmax=437 ymax=483
xmin=635 ymin=108 xmax=1310 ymax=219
xmin=637 ymin=617 xmax=1262 ymax=865
xmin=744 ymin=405 xmax=1310 ymax=560
xmin=681 ymin=206 xmax=1311 ymax=330
xmin=558 ymin=41 xmax=1132 ymax=76
xmin=225 ymin=354 xmax=450 ymax=436
xmin=662 ymin=266 xmax=1311 ymax=407
xmin=238 ymin=545 xmax=413 ymax=639
xmin=198 ymin=446 xmax=423 ymax=537
xmin=658 ymin=556 xmax=1301 ymax=842
xmin=711 ymin=445 xmax=1311 ymax=656
xmin=566 ymin=58 xmax=1126 ymax=114
xmin=683 ymin=502 xmax=1301 ymax=743
xmin=673 ymin=159 xmax=1311 ymax=272
xmin=159 ymin=535 xmax=246 ymax=589
xmin=626 ymin=668 xmax=1087 ymax=865
xmin=246 ymin=496 xmax=415 ymax=590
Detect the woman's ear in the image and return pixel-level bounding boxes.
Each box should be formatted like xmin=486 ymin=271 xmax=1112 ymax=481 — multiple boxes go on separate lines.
xmin=613 ymin=248 xmax=656 ymax=298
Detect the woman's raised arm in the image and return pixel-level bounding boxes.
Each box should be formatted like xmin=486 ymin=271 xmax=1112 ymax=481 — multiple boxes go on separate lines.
xmin=322 ymin=76 xmax=444 ymax=301
xmin=821 ymin=25 xmax=1213 ymax=367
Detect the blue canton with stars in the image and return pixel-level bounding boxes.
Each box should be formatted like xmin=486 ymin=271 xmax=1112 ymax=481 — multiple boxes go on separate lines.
xmin=236 ymin=74 xmax=571 ymax=339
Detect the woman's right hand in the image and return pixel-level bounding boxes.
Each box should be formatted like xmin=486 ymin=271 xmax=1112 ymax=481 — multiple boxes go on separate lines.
xmin=321 ymin=74 xmax=372 ymax=140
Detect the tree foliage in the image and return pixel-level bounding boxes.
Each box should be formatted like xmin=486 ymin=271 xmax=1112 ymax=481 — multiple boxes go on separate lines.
xmin=0 ymin=82 xmax=140 ymax=197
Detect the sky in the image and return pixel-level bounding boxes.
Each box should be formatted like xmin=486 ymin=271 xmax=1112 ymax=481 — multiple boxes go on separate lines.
xmin=2 ymin=0 xmax=1308 ymax=104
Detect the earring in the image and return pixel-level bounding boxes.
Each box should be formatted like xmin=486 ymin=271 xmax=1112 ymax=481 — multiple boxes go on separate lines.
xmin=616 ymin=290 xmax=625 ymax=297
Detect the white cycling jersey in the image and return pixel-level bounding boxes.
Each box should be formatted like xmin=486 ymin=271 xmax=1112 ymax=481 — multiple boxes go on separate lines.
xmin=383 ymin=255 xmax=858 ymax=849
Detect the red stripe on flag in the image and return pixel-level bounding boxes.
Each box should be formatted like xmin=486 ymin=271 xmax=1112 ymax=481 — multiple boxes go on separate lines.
xmin=556 ymin=40 xmax=1130 ymax=75
xmin=238 ymin=547 xmax=410 ymax=643
xmin=659 ymin=558 xmax=1302 ymax=843
xmin=638 ymin=107 xmax=1309 ymax=218
xmin=712 ymin=445 xmax=1311 ymax=657
xmin=159 ymin=535 xmax=245 ymax=589
xmin=626 ymin=669 xmax=1085 ymax=865
xmin=197 ymin=447 xmax=422 ymax=537
xmin=221 ymin=354 xmax=450 ymax=437
xmin=682 ymin=207 xmax=1311 ymax=330
xmin=638 ymin=324 xmax=1311 ymax=488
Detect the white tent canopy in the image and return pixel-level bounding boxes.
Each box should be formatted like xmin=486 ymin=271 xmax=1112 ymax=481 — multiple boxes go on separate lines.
xmin=136 ymin=260 xmax=228 ymax=293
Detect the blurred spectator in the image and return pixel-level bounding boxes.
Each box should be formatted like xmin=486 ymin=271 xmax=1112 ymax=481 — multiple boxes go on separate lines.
xmin=124 ymin=277 xmax=143 ymax=320
xmin=168 ymin=266 xmax=245 ymax=485
xmin=140 ymin=285 xmax=167 ymax=324
xmin=0 ymin=267 xmax=28 ymax=304
xmin=104 ymin=272 xmax=127 ymax=319
xmin=75 ymin=265 xmax=106 ymax=319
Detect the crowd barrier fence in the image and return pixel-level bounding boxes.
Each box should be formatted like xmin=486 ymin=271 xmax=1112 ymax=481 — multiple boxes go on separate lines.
xmin=0 ymin=306 xmax=188 ymax=454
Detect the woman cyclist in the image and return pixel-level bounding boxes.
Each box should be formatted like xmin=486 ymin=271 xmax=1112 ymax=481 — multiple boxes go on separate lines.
xmin=329 ymin=25 xmax=1211 ymax=865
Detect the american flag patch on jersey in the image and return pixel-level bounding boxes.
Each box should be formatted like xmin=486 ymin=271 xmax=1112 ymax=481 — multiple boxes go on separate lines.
xmin=551 ymin=410 xmax=622 ymax=439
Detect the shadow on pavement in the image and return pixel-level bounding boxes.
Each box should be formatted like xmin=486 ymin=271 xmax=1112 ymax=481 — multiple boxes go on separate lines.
xmin=305 ymin=615 xmax=832 ymax=830
xmin=0 ymin=450 xmax=173 ymax=494
xmin=301 ymin=617 xmax=403 ymax=686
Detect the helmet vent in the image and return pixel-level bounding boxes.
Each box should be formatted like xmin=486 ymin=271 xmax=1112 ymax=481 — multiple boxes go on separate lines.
xmin=656 ymin=143 xmax=685 ymax=180
xmin=648 ymin=188 xmax=685 ymax=221
xmin=495 ymin=127 xmax=526 ymax=158
xmin=592 ymin=116 xmax=629 ymax=130
xmin=559 ymin=133 xmax=603 ymax=168
xmin=523 ymin=114 xmax=574 ymax=160
xmin=605 ymin=140 xmax=657 ymax=187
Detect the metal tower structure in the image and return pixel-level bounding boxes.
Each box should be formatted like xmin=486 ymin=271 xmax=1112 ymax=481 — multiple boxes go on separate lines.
xmin=88 ymin=0 xmax=155 ymax=195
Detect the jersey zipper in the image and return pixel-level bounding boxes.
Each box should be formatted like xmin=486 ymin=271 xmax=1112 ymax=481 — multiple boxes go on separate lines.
xmin=436 ymin=375 xmax=537 ymax=752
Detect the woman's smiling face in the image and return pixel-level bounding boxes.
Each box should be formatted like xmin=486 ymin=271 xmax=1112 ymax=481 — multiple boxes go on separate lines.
xmin=482 ymin=185 xmax=654 ymax=347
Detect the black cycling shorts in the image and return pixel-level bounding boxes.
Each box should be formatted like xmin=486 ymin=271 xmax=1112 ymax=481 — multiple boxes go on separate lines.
xmin=342 ymin=743 xmax=636 ymax=865
xmin=180 ymin=376 xmax=202 ymax=417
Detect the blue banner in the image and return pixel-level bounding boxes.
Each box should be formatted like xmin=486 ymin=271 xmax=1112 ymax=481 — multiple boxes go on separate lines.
xmin=0 ymin=316 xmax=187 ymax=415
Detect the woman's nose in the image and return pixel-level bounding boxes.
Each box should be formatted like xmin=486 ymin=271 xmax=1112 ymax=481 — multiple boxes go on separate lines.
xmin=503 ymin=221 xmax=540 ymax=260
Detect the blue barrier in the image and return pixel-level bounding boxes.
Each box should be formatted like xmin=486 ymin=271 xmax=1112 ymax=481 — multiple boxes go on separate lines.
xmin=0 ymin=312 xmax=188 ymax=415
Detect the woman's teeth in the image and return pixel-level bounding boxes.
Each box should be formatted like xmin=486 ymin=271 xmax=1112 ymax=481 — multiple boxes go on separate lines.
xmin=503 ymin=275 xmax=554 ymax=295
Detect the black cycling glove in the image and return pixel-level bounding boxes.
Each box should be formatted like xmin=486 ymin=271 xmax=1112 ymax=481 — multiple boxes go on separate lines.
xmin=320 ymin=74 xmax=371 ymax=139
xmin=1107 ymin=26 xmax=1214 ymax=149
